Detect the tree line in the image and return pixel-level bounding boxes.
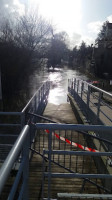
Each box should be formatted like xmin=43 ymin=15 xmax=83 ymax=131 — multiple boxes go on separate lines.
xmin=0 ymin=13 xmax=112 ymax=108
xmin=70 ymin=21 xmax=112 ymax=79
xmin=0 ymin=13 xmax=69 ymax=101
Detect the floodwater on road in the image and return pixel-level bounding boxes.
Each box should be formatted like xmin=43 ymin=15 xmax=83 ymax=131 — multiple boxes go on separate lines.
xmin=48 ymin=67 xmax=88 ymax=104
xmin=29 ymin=66 xmax=88 ymax=105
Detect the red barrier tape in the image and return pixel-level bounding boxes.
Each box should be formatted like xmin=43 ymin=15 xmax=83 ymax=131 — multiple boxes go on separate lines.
xmin=45 ymin=129 xmax=99 ymax=152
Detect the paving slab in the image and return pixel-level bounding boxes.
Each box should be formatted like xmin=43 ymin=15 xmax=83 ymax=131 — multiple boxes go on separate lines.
xmin=43 ymin=103 xmax=78 ymax=124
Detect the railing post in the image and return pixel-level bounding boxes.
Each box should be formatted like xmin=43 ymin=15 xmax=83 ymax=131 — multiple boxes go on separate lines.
xmin=97 ymin=91 xmax=102 ymax=122
xmin=73 ymin=78 xmax=76 ymax=92
xmin=22 ymin=129 xmax=30 ymax=200
xmin=41 ymin=85 xmax=43 ymax=100
xmin=48 ymin=129 xmax=52 ymax=200
xmin=87 ymin=85 xmax=91 ymax=108
xmin=34 ymin=94 xmax=37 ymax=113
xmin=0 ymin=125 xmax=29 ymax=197
xmin=77 ymin=80 xmax=79 ymax=93
xmin=71 ymin=79 xmax=73 ymax=96
xmin=68 ymin=79 xmax=69 ymax=92
xmin=43 ymin=84 xmax=45 ymax=98
xmin=42 ymin=149 xmax=45 ymax=200
xmin=68 ymin=78 xmax=69 ymax=87
xmin=43 ymin=84 xmax=45 ymax=97
xmin=39 ymin=90 xmax=41 ymax=104
xmin=81 ymin=82 xmax=84 ymax=99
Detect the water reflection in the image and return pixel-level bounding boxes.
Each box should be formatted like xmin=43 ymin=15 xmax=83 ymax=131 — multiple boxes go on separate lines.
xmin=29 ymin=66 xmax=88 ymax=105
xmin=48 ymin=67 xmax=88 ymax=105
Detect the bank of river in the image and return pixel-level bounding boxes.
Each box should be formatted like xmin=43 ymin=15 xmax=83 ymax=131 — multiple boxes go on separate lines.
xmin=2 ymin=65 xmax=112 ymax=111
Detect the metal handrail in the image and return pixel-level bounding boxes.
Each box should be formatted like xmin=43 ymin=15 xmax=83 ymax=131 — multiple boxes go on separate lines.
xmin=0 ymin=112 xmax=21 ymax=115
xmin=68 ymin=78 xmax=112 ymax=126
xmin=0 ymin=82 xmax=50 ymax=200
xmin=0 ymin=81 xmax=50 ymax=127
xmin=74 ymin=79 xmax=112 ymax=97
xmin=35 ymin=123 xmax=112 ymax=199
xmin=35 ymin=123 xmax=112 ymax=132
xmin=85 ymin=82 xmax=112 ymax=97
xmin=0 ymin=125 xmax=29 ymax=197
xmin=57 ymin=193 xmax=112 ymax=199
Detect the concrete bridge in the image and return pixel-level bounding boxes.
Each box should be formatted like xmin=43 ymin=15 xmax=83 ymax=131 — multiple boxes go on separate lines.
xmin=0 ymin=79 xmax=112 ymax=199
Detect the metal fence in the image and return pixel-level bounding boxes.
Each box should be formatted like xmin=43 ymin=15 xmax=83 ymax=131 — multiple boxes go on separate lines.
xmin=68 ymin=78 xmax=112 ymax=126
xmin=0 ymin=81 xmax=50 ymax=162
xmin=0 ymin=81 xmax=50 ymax=199
xmin=35 ymin=123 xmax=112 ymax=200
xmin=0 ymin=125 xmax=29 ymax=200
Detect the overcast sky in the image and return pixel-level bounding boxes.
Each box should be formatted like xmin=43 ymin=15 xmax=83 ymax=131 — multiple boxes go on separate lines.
xmin=1 ymin=0 xmax=112 ymax=47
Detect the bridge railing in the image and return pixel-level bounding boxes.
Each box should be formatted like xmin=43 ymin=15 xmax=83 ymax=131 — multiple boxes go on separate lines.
xmin=35 ymin=123 xmax=112 ymax=200
xmin=0 ymin=125 xmax=29 ymax=200
xmin=68 ymin=78 xmax=112 ymax=127
xmin=0 ymin=81 xmax=50 ymax=162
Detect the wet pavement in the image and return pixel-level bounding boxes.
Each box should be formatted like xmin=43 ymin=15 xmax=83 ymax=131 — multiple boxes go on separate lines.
xmin=43 ymin=103 xmax=78 ymax=124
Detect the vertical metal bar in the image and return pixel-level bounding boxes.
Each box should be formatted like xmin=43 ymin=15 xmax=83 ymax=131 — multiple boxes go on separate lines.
xmin=48 ymin=129 xmax=52 ymax=200
xmin=0 ymin=125 xmax=29 ymax=196
xmin=68 ymin=78 xmax=70 ymax=87
xmin=77 ymin=80 xmax=79 ymax=93
xmin=87 ymin=85 xmax=91 ymax=108
xmin=42 ymin=149 xmax=45 ymax=200
xmin=71 ymin=79 xmax=73 ymax=96
xmin=64 ymin=130 xmax=67 ymax=168
xmin=34 ymin=94 xmax=37 ymax=113
xmin=82 ymin=154 xmax=85 ymax=174
xmin=69 ymin=130 xmax=72 ymax=170
xmin=81 ymin=82 xmax=84 ymax=99
xmin=68 ymin=79 xmax=70 ymax=93
xmin=41 ymin=87 xmax=43 ymax=102
xmin=39 ymin=90 xmax=41 ymax=104
xmin=59 ymin=130 xmax=61 ymax=150
xmin=38 ymin=90 xmax=40 ymax=113
xmin=53 ymin=130 xmax=55 ymax=161
xmin=7 ymin=159 xmax=24 ymax=200
xmin=97 ymin=92 xmax=102 ymax=122
xmin=43 ymin=129 xmax=45 ymax=149
xmin=74 ymin=78 xmax=76 ymax=89
xmin=43 ymin=84 xmax=45 ymax=97
xmin=58 ymin=130 xmax=60 ymax=164
xmin=22 ymin=130 xmax=30 ymax=200
xmin=76 ymin=131 xmax=79 ymax=172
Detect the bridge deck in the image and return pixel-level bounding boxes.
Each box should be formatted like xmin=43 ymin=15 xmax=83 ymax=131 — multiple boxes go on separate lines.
xmin=28 ymin=103 xmax=103 ymax=200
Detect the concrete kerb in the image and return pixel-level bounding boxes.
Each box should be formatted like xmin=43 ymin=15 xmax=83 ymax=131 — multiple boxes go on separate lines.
xmin=67 ymin=93 xmax=89 ymax=125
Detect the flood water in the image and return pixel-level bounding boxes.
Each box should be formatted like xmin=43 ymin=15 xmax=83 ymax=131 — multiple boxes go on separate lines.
xmin=29 ymin=66 xmax=88 ymax=105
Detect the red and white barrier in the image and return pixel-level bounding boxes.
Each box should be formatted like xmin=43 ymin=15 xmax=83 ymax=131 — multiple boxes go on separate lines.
xmin=45 ymin=129 xmax=99 ymax=152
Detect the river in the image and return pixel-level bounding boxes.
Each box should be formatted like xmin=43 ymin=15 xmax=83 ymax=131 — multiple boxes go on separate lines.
xmin=29 ymin=65 xmax=88 ymax=105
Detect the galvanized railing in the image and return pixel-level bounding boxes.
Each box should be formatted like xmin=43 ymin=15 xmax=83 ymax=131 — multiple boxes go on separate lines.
xmin=0 ymin=125 xmax=29 ymax=200
xmin=1 ymin=79 xmax=112 ymax=200
xmin=0 ymin=81 xmax=50 ymax=162
xmin=35 ymin=123 xmax=112 ymax=200
xmin=68 ymin=78 xmax=112 ymax=126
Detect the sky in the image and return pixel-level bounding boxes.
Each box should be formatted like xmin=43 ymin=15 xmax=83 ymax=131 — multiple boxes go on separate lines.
xmin=0 ymin=0 xmax=112 ymax=47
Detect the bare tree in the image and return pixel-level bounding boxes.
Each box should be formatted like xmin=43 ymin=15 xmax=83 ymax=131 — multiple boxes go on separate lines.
xmin=0 ymin=13 xmax=53 ymax=97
